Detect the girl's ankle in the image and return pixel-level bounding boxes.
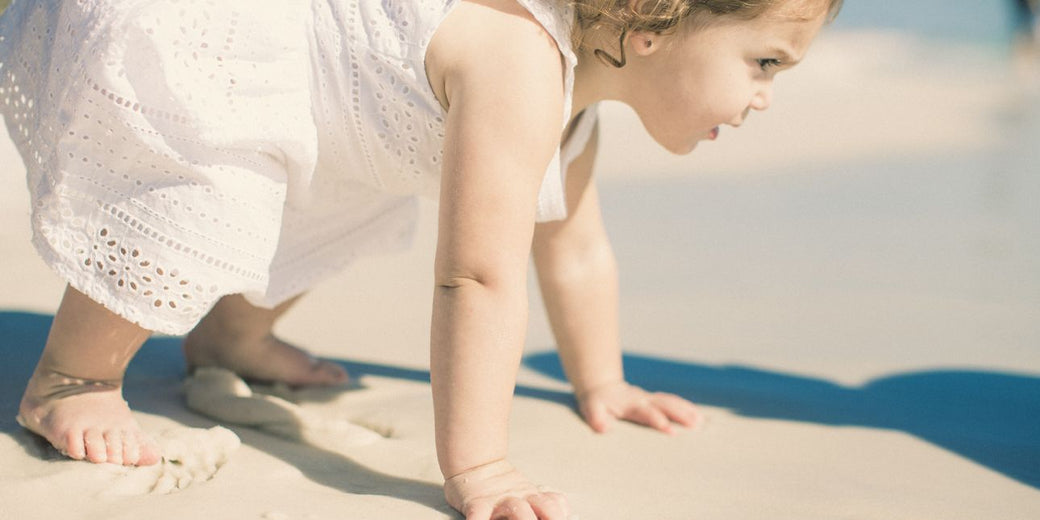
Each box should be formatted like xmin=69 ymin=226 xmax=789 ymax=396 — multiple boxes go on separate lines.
xmin=27 ymin=367 xmax=123 ymax=401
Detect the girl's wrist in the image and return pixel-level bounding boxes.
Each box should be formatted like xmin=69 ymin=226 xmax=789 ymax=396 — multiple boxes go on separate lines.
xmin=444 ymin=458 xmax=512 ymax=482
xmin=574 ymin=378 xmax=627 ymax=401
xmin=439 ymin=443 xmax=510 ymax=481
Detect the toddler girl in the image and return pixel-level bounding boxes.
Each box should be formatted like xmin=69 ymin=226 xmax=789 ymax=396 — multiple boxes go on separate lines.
xmin=0 ymin=0 xmax=840 ymax=518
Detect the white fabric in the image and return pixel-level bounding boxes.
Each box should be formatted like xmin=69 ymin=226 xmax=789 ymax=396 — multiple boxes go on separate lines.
xmin=0 ymin=0 xmax=594 ymax=334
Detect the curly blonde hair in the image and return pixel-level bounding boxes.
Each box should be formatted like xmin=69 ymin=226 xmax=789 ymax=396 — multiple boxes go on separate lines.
xmin=571 ymin=0 xmax=844 ymax=67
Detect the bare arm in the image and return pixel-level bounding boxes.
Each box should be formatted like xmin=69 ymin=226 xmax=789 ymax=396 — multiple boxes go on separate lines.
xmin=532 ymin=121 xmax=700 ymax=434
xmin=427 ymin=1 xmax=569 ymax=518
xmin=531 ymin=122 xmax=623 ymax=396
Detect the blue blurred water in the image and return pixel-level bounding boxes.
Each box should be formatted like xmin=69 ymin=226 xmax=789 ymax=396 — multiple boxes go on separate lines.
xmin=831 ymin=0 xmax=1025 ymax=46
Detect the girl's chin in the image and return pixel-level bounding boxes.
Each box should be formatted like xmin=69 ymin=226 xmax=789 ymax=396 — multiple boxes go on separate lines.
xmin=650 ymin=129 xmax=710 ymax=155
xmin=664 ymin=139 xmax=700 ymax=156
xmin=672 ymin=128 xmax=719 ymax=155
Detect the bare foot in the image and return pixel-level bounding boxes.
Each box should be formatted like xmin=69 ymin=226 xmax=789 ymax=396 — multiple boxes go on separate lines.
xmin=17 ymin=370 xmax=162 ymax=466
xmin=183 ymin=331 xmax=348 ymax=387
xmin=183 ymin=294 xmax=348 ymax=387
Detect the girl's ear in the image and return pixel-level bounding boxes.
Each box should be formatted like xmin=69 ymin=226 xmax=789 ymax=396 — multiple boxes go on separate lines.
xmin=627 ymin=30 xmax=660 ymax=58
xmin=593 ymin=27 xmax=660 ymax=69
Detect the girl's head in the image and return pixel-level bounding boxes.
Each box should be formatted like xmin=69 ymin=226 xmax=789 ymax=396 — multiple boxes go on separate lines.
xmin=572 ymin=0 xmax=843 ymax=154
xmin=572 ymin=0 xmax=844 ymax=55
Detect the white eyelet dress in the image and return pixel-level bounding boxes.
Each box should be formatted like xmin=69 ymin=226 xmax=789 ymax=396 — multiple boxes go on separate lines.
xmin=0 ymin=0 xmax=599 ymax=335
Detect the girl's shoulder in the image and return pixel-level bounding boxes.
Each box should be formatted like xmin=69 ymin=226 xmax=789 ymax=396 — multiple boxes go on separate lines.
xmin=426 ymin=0 xmax=576 ymax=115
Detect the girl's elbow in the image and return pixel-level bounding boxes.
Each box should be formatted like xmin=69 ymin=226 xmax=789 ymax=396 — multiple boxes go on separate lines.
xmin=435 ymin=273 xmax=487 ymax=290
xmin=434 ymin=269 xmax=524 ymax=294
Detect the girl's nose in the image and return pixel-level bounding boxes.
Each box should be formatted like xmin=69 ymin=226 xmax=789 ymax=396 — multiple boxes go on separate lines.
xmin=750 ymin=84 xmax=773 ymax=112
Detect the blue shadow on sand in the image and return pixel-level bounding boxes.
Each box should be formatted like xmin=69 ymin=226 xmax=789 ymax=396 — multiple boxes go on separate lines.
xmin=3 ymin=311 xmax=1038 ymax=490
xmin=525 ymin=351 xmax=1040 ymax=489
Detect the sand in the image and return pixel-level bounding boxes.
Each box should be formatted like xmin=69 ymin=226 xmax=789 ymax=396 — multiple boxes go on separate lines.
xmin=1 ymin=31 xmax=1039 ymax=519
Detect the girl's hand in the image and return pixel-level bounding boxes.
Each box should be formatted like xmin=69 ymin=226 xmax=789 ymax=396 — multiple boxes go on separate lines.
xmin=577 ymin=381 xmax=700 ymax=434
xmin=444 ymin=460 xmax=570 ymax=520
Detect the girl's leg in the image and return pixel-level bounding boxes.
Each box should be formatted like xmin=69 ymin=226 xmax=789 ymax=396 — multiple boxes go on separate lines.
xmin=183 ymin=294 xmax=347 ymax=386
xmin=18 ymin=285 xmax=161 ymax=466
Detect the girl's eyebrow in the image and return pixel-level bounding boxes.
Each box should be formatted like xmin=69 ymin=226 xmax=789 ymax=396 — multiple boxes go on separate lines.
xmin=769 ymin=47 xmax=799 ymax=65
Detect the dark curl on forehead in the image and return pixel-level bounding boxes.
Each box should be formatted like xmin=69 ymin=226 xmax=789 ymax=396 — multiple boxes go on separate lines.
xmin=572 ymin=0 xmax=843 ymax=67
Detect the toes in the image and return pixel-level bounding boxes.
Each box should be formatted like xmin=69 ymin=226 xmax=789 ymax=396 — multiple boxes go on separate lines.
xmin=19 ymin=390 xmax=160 ymax=466
xmin=80 ymin=428 xmax=160 ymax=466
xmin=106 ymin=430 xmax=161 ymax=466
xmin=137 ymin=434 xmax=162 ymax=466
xmin=123 ymin=432 xmax=141 ymax=466
xmin=63 ymin=429 xmax=86 ymax=460
xmin=104 ymin=430 xmax=124 ymax=465
xmin=83 ymin=428 xmax=108 ymax=463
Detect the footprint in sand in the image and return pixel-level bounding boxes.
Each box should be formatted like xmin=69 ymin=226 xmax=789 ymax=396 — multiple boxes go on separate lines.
xmin=182 ymin=367 xmax=384 ymax=451
xmin=102 ymin=426 xmax=240 ymax=496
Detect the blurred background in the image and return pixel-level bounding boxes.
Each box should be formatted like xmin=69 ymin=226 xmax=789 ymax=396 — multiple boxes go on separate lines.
xmin=577 ymin=0 xmax=1040 ymax=382
xmin=834 ymin=0 xmax=1037 ymax=45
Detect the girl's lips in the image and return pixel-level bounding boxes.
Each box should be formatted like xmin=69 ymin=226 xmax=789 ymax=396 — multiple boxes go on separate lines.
xmin=708 ymin=127 xmax=719 ymax=140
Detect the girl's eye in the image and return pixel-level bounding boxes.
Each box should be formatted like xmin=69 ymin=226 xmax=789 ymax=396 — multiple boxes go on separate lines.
xmin=757 ymin=58 xmax=782 ymax=71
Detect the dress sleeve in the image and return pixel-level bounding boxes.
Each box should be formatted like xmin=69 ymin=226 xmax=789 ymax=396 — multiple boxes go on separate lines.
xmin=534 ymin=103 xmax=599 ymax=223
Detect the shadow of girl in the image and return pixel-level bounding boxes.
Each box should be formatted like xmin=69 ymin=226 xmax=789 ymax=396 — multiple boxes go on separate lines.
xmin=524 ymin=351 xmax=1040 ymax=489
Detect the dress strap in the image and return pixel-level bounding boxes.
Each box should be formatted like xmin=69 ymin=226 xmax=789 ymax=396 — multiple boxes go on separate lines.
xmin=535 ymin=103 xmax=599 ymax=222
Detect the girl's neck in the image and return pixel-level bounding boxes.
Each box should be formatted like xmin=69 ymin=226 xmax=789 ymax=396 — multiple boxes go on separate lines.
xmin=571 ymin=48 xmax=626 ymax=117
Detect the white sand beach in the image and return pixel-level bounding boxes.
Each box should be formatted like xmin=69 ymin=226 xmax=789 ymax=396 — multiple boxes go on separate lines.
xmin=1 ymin=30 xmax=1039 ymax=519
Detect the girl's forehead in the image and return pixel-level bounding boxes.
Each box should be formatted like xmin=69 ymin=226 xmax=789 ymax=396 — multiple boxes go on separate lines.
xmin=689 ymin=0 xmax=830 ymax=31
xmin=762 ymin=0 xmax=833 ymax=21
xmin=699 ymin=3 xmax=826 ymax=58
